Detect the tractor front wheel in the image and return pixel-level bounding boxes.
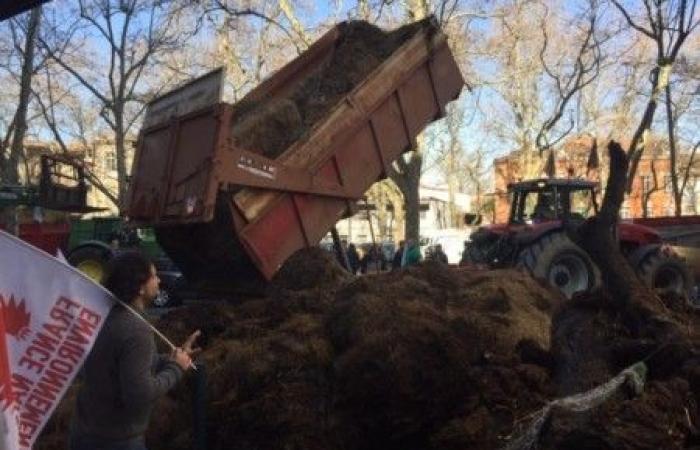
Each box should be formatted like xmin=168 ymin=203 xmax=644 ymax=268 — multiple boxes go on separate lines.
xmin=68 ymin=246 xmax=112 ymax=283
xmin=517 ymin=232 xmax=601 ymax=299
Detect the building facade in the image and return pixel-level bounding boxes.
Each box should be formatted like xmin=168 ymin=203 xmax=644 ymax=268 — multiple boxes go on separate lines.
xmin=492 ymin=136 xmax=699 ymax=223
xmin=18 ymin=137 xmax=133 ymax=217
xmin=332 ymin=184 xmax=472 ymax=245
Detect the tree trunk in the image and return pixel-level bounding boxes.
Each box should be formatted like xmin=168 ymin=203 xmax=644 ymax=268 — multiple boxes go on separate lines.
xmin=403 ymin=168 xmax=421 ymax=241
xmin=6 ymin=6 xmax=41 ymax=184
xmin=624 ymin=69 xmax=661 ymax=192
xmin=665 ymin=82 xmax=682 ymax=216
xmin=114 ymin=104 xmax=128 ymax=211
xmin=389 ymin=149 xmax=423 ymax=243
xmin=552 ymin=141 xmax=692 ymax=401
xmin=575 ymin=141 xmax=665 ymax=314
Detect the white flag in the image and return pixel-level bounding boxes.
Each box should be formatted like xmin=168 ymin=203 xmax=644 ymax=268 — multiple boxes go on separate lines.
xmin=55 ymin=249 xmax=67 ymax=265
xmin=0 ymin=230 xmax=113 ymax=450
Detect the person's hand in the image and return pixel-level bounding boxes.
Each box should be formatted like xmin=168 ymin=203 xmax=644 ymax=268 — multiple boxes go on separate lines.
xmin=182 ymin=330 xmax=202 ymax=357
xmin=171 ymin=347 xmax=192 ymax=371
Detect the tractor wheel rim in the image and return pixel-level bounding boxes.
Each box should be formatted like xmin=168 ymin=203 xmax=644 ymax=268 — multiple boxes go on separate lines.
xmin=653 ymin=267 xmax=684 ymax=294
xmin=77 ymin=260 xmax=105 ymax=283
xmin=549 ymin=253 xmax=589 ymax=298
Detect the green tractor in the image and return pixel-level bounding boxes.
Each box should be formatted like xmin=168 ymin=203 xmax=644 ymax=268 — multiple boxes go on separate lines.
xmin=66 ymin=217 xmax=186 ymax=307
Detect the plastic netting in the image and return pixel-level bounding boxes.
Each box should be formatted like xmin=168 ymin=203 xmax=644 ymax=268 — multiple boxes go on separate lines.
xmin=503 ymin=362 xmax=648 ymax=450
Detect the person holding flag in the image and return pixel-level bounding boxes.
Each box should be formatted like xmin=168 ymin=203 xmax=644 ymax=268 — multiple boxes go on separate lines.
xmin=69 ymin=252 xmax=200 ymax=450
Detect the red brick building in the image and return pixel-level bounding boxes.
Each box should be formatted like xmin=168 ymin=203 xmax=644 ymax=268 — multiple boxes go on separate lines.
xmin=492 ymin=136 xmax=690 ymax=223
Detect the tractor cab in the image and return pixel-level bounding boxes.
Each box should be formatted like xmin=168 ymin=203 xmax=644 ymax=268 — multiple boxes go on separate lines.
xmin=509 ymin=178 xmax=599 ymax=225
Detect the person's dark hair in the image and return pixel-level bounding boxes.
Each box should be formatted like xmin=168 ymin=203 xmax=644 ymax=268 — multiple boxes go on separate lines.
xmin=103 ymin=251 xmax=153 ymax=304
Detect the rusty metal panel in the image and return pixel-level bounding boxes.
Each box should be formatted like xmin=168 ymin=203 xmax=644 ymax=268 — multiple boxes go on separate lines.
xmin=229 ymin=27 xmax=464 ymax=279
xmin=127 ymin=126 xmax=172 ymax=220
xmin=161 ymin=113 xmax=219 ymax=220
xmin=238 ymin=195 xmax=309 ymax=279
xmin=333 ymin=125 xmax=383 ymax=196
xmin=371 ymin=94 xmax=412 ymax=160
xmin=398 ymin=66 xmax=440 ymax=137
xmin=430 ymin=44 xmax=465 ymax=107
xmin=239 ymin=193 xmax=346 ymax=279
xmin=142 ymin=68 xmax=223 ymax=130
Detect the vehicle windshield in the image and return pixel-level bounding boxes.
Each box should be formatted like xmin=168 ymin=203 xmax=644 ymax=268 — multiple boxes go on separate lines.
xmin=520 ymin=190 xmax=558 ymax=223
xmin=569 ymin=188 xmax=596 ymax=220
xmin=512 ymin=185 xmax=597 ymax=224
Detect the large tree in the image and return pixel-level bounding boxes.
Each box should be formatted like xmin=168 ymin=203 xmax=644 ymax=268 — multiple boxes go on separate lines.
xmin=467 ymin=0 xmax=605 ymax=179
xmin=37 ymin=0 xmax=199 ymax=208
xmin=0 ymin=6 xmax=42 ymax=184
xmin=610 ymin=0 xmax=700 ymax=202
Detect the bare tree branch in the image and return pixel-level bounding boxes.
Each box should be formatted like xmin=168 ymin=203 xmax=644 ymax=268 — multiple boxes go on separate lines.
xmin=611 ymin=0 xmax=655 ymax=38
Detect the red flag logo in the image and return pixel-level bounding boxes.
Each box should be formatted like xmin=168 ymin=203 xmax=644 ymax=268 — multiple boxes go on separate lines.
xmin=0 ymin=295 xmax=31 ymax=341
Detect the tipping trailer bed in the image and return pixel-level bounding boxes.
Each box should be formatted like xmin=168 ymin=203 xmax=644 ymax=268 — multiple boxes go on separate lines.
xmin=125 ymin=18 xmax=464 ymax=291
xmin=627 ymin=216 xmax=700 ymax=247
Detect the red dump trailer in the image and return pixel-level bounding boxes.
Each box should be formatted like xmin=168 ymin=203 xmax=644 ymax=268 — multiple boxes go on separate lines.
xmin=125 ymin=18 xmax=465 ymax=291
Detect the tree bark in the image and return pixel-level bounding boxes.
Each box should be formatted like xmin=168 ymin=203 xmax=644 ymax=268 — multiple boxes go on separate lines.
xmin=574 ymin=141 xmax=665 ymax=314
xmin=115 ymin=110 xmax=128 ymax=209
xmin=403 ymin=168 xmax=421 ymax=242
xmin=389 ymin=149 xmax=422 ymax=242
xmin=665 ymin=82 xmax=682 ymax=216
xmin=553 ymin=141 xmax=692 ymax=401
xmin=5 ymin=6 xmax=41 ymax=184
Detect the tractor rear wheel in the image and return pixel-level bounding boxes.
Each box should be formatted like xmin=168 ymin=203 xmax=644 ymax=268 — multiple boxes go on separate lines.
xmin=517 ymin=232 xmax=601 ymax=299
xmin=635 ymin=250 xmax=692 ymax=296
xmin=68 ymin=246 xmax=112 ymax=283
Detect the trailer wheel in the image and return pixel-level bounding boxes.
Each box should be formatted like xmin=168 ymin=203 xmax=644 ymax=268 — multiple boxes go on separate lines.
xmin=636 ymin=250 xmax=692 ymax=296
xmin=68 ymin=246 xmax=112 ymax=283
xmin=517 ymin=232 xmax=601 ymax=299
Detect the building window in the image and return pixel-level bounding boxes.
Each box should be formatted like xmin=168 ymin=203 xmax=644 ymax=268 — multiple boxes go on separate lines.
xmin=620 ymin=203 xmax=630 ymax=219
xmin=640 ymin=175 xmax=651 ymax=194
xmin=106 ymin=152 xmax=116 ymax=171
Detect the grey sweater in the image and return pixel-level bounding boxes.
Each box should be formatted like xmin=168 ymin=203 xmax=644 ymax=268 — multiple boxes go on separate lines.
xmin=72 ymin=306 xmax=183 ymax=440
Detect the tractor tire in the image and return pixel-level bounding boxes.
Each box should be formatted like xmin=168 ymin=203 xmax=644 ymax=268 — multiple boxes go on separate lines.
xmin=68 ymin=245 xmax=113 ymax=283
xmin=517 ymin=232 xmax=601 ymax=299
xmin=635 ymin=250 xmax=692 ymax=296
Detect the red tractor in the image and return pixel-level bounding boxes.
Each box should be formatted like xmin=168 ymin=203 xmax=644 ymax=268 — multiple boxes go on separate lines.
xmin=464 ymin=178 xmax=692 ymax=298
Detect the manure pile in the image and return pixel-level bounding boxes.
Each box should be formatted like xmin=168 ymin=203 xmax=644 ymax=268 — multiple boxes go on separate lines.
xmin=35 ymin=249 xmax=700 ymax=450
